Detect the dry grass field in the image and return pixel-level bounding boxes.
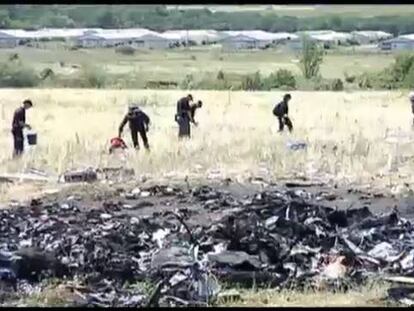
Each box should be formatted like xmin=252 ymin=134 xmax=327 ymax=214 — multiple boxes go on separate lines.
xmin=13 ymin=281 xmax=389 ymax=307
xmin=1 ymin=89 xmax=414 ymax=200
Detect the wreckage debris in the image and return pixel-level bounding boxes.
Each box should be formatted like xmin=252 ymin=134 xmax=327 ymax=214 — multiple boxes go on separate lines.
xmin=0 ymin=183 xmax=413 ymax=306
xmin=62 ymin=168 xmax=98 ymax=183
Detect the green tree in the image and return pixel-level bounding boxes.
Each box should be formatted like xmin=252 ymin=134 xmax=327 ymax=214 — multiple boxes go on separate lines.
xmin=300 ymin=37 xmax=324 ymax=79
xmin=40 ymin=14 xmax=75 ymax=28
xmin=330 ymin=15 xmax=342 ymax=28
xmin=0 ymin=10 xmax=11 ymax=28
xmin=97 ymin=10 xmax=119 ymax=28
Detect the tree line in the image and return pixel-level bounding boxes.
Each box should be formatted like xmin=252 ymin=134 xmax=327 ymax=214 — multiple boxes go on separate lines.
xmin=0 ymin=5 xmax=413 ymax=36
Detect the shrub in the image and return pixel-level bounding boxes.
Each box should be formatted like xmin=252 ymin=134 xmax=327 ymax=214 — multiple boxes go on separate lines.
xmin=331 ymin=78 xmax=344 ymax=91
xmin=354 ymin=54 xmax=414 ymax=90
xmin=313 ymin=78 xmax=331 ymax=91
xmin=403 ymin=65 xmax=414 ymax=89
xmin=344 ymin=72 xmax=356 ymax=83
xmin=78 ymin=65 xmax=107 ymax=88
xmin=0 ymin=62 xmax=40 ymax=87
xmin=39 ymin=68 xmax=55 ymax=81
xmin=241 ymin=71 xmax=263 ymax=91
xmin=263 ymin=69 xmax=296 ymax=90
xmin=180 ymin=74 xmax=195 ymax=90
xmin=217 ymin=70 xmax=225 ymax=80
xmin=8 ymin=53 xmax=19 ymax=62
xmin=115 ymin=46 xmax=136 ymax=55
xmin=357 ymin=73 xmax=372 ymax=89
xmin=392 ymin=53 xmax=414 ymax=82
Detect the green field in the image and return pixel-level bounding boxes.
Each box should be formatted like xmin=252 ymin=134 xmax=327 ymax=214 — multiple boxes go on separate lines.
xmin=1 ymin=46 xmax=396 ymax=88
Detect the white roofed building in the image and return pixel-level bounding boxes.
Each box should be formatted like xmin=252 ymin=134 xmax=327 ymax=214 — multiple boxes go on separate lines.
xmin=379 ymin=36 xmax=414 ymax=51
xmin=220 ymin=30 xmax=298 ymax=49
xmin=74 ymin=34 xmax=107 ymax=48
xmin=136 ymin=33 xmax=174 ymax=49
xmin=0 ymin=31 xmax=20 ymax=48
xmin=162 ymin=30 xmax=220 ymax=45
xmin=351 ymin=31 xmax=393 ymax=45
xmin=219 ymin=34 xmax=259 ymax=50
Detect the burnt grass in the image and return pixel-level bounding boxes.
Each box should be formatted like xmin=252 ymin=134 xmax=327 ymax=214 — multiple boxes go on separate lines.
xmin=0 ymin=180 xmax=414 ymax=307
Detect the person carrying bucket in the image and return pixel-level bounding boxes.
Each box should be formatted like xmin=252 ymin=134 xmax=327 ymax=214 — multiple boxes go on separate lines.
xmin=11 ymin=99 xmax=33 ymax=158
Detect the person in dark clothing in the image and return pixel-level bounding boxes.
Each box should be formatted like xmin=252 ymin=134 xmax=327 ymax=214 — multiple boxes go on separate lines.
xmin=410 ymin=92 xmax=414 ymax=126
xmin=176 ymin=94 xmax=194 ymax=138
xmin=273 ymin=93 xmax=293 ymax=133
xmin=11 ymin=99 xmax=33 ymax=158
xmin=190 ymin=100 xmax=203 ymax=126
xmin=118 ymin=105 xmax=150 ymax=150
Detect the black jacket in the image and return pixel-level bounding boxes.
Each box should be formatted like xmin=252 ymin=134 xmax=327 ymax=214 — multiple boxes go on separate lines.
xmin=273 ymin=101 xmax=288 ymax=117
xmin=177 ymin=97 xmax=191 ymax=118
xmin=119 ymin=109 xmax=150 ymax=134
xmin=12 ymin=107 xmax=26 ymax=131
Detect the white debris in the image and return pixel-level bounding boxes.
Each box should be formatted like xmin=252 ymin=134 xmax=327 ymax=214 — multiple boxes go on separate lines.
xmin=130 ymin=217 xmax=140 ymax=225
xmin=60 ymin=203 xmax=70 ymax=210
xmin=19 ymin=239 xmax=32 ymax=248
xmin=132 ymin=187 xmax=141 ymax=195
xmin=368 ymin=242 xmax=400 ymax=262
xmin=152 ymin=229 xmax=171 ymax=248
xmin=100 ymin=213 xmax=112 ymax=221
xmin=140 ymin=191 xmax=151 ymax=197
xmin=320 ymin=256 xmax=347 ymax=279
xmin=400 ymin=250 xmax=414 ymax=270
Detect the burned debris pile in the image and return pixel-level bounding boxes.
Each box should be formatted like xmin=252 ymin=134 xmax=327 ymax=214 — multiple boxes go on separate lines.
xmin=0 ymin=184 xmax=414 ymax=306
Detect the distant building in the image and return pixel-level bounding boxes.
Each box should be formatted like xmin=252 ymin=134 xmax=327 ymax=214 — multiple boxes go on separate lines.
xmin=351 ymin=31 xmax=393 ymax=45
xmin=162 ymin=30 xmax=220 ymax=45
xmin=283 ymin=38 xmax=305 ymax=51
xmin=0 ymin=31 xmax=20 ymax=48
xmin=379 ymin=37 xmax=414 ymax=51
xmin=294 ymin=30 xmax=353 ymax=48
xmin=74 ymin=34 xmax=106 ymax=48
xmin=137 ymin=34 xmax=175 ymax=49
xmin=219 ymin=34 xmax=259 ymax=50
xmin=73 ymin=31 xmax=176 ymax=49
xmin=283 ymin=36 xmax=327 ymax=51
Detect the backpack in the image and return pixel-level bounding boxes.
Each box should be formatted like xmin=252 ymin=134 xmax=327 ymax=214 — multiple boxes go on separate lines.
xmin=272 ymin=104 xmax=279 ymax=116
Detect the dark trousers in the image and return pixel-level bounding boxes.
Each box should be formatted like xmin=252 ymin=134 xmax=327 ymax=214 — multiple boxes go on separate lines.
xmin=131 ymin=129 xmax=149 ymax=149
xmin=178 ymin=116 xmax=191 ymax=138
xmin=411 ymin=104 xmax=414 ymax=125
xmin=12 ymin=129 xmax=24 ymax=157
xmin=277 ymin=116 xmax=293 ymax=132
